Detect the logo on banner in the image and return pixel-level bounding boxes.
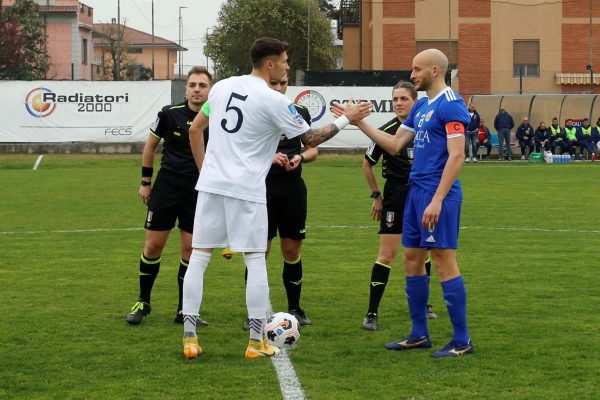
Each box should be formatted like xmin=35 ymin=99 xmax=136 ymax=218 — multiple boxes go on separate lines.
xmin=25 ymin=87 xmax=57 ymax=118
xmin=294 ymin=90 xmax=326 ymax=122
xmin=24 ymin=87 xmax=130 ymax=118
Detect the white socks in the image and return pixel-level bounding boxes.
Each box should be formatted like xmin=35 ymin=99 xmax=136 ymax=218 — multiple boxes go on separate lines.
xmin=244 ymin=252 xmax=269 ymax=341
xmin=182 ymin=249 xmax=211 ymax=335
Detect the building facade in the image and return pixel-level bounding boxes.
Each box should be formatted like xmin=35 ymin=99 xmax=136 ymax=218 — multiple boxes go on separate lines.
xmin=3 ymin=0 xmax=183 ymax=80
xmin=3 ymin=0 xmax=95 ymax=80
xmin=93 ymin=23 xmax=183 ymax=80
xmin=339 ymin=0 xmax=600 ymax=98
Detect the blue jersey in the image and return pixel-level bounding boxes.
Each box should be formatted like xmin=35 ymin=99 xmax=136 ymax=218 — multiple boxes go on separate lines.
xmin=401 ymin=87 xmax=470 ymax=201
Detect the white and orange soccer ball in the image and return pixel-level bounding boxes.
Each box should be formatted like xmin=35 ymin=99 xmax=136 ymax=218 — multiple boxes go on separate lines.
xmin=264 ymin=312 xmax=300 ymax=349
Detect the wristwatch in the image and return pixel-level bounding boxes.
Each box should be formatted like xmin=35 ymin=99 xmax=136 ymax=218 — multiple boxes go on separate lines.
xmin=370 ymin=191 xmax=381 ymax=199
xmin=141 ymin=180 xmax=151 ymax=186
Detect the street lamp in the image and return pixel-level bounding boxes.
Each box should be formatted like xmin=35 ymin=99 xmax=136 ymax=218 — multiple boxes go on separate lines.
xmin=178 ymin=6 xmax=188 ymax=79
xmin=115 ymin=0 xmax=121 ymax=81
xmin=307 ymin=0 xmax=311 ymax=71
xmin=205 ymin=27 xmax=213 ymax=74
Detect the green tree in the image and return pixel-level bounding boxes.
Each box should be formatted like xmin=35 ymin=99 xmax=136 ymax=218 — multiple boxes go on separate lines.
xmin=0 ymin=0 xmax=50 ymax=80
xmin=319 ymin=0 xmax=340 ymax=19
xmin=205 ymin=0 xmax=339 ymax=81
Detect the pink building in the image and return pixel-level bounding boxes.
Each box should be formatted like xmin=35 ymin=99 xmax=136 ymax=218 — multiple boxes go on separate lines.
xmin=3 ymin=0 xmax=96 ymax=80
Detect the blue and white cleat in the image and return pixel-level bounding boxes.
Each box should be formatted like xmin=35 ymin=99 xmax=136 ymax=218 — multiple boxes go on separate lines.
xmin=431 ymin=339 xmax=474 ymax=358
xmin=384 ymin=336 xmax=432 ymax=351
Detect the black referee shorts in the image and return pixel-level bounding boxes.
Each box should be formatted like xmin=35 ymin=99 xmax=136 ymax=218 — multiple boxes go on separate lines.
xmin=266 ymin=176 xmax=307 ymax=241
xmin=379 ymin=178 xmax=409 ymax=235
xmin=144 ymin=169 xmax=198 ymax=233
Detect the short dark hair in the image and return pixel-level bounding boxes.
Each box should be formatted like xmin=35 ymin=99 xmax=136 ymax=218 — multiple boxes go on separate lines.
xmin=250 ymin=37 xmax=289 ymax=67
xmin=392 ymin=81 xmax=418 ymax=100
xmin=187 ymin=66 xmax=212 ymax=83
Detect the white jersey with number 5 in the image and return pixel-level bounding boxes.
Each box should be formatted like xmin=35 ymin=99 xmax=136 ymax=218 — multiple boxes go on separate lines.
xmin=197 ymin=74 xmax=309 ymax=203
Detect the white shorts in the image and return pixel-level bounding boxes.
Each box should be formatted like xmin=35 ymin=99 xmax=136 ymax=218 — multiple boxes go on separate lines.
xmin=192 ymin=191 xmax=268 ymax=252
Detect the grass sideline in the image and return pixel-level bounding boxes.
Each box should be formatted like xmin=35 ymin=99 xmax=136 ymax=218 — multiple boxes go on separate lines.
xmin=1 ymin=154 xmax=599 ymax=399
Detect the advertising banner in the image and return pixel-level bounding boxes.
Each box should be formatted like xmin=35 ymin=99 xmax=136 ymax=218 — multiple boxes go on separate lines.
xmin=0 ymin=82 xmax=407 ymax=148
xmin=0 ymin=81 xmax=171 ymax=143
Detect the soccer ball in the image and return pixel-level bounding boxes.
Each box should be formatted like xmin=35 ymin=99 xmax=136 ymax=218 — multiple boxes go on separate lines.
xmin=264 ymin=312 xmax=300 ymax=349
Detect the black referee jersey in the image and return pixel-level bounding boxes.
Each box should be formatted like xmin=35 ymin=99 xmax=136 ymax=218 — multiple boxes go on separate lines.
xmin=364 ymin=117 xmax=412 ymax=182
xmin=267 ymin=104 xmax=312 ymax=179
xmin=150 ymin=101 xmax=208 ymax=176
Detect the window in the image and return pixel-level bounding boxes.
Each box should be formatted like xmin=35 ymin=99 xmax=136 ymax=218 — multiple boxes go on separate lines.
xmin=128 ymin=47 xmax=143 ymax=54
xmin=513 ymin=40 xmax=539 ymax=77
xmin=82 ymin=38 xmax=88 ymax=65
xmin=416 ymin=41 xmax=458 ymax=69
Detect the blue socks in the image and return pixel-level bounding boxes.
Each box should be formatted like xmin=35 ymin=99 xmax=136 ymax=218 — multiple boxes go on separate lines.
xmin=441 ymin=276 xmax=469 ymax=345
xmin=406 ymin=275 xmax=429 ymax=339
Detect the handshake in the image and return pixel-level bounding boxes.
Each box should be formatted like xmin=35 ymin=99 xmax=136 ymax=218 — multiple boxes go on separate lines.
xmin=330 ymin=99 xmax=373 ymax=126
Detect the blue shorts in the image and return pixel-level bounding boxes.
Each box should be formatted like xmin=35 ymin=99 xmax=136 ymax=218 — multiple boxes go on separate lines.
xmin=401 ymin=184 xmax=461 ymax=249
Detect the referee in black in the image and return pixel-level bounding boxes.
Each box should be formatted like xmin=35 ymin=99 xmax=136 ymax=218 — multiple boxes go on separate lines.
xmin=126 ymin=66 xmax=212 ymax=325
xmin=242 ymin=76 xmax=316 ymax=329
xmin=361 ymin=81 xmax=436 ymax=331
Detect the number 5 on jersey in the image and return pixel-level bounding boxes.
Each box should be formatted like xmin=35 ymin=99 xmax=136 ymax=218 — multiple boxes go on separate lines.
xmin=221 ymin=92 xmax=248 ymax=133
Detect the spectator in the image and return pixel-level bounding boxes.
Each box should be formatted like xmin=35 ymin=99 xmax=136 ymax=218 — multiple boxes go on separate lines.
xmin=593 ymin=117 xmax=600 ymax=152
xmin=516 ymin=116 xmax=535 ymax=160
xmin=534 ymin=121 xmax=551 ymax=153
xmin=549 ymin=117 xmax=570 ymax=155
xmin=576 ymin=118 xmax=597 ymax=161
xmin=494 ymin=108 xmax=514 ymax=161
xmin=465 ymin=102 xmax=480 ymax=162
xmin=564 ymin=119 xmax=578 ymax=158
xmin=475 ymin=119 xmax=492 ymax=160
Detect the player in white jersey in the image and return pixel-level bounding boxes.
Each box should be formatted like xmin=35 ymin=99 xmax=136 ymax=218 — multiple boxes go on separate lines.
xmin=180 ymin=37 xmax=372 ymax=360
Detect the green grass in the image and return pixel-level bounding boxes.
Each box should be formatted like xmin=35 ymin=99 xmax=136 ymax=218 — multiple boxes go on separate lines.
xmin=1 ymin=154 xmax=599 ymax=399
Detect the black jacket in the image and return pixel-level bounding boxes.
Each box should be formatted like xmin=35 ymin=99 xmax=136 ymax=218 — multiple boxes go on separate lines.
xmin=494 ymin=111 xmax=515 ymax=130
xmin=467 ymin=109 xmax=481 ymax=131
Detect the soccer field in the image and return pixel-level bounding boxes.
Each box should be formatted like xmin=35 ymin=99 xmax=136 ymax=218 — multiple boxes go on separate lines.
xmin=1 ymin=154 xmax=598 ymax=399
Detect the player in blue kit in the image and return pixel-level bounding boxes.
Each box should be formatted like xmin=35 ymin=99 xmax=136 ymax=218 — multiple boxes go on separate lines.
xmin=334 ymin=48 xmax=473 ymax=357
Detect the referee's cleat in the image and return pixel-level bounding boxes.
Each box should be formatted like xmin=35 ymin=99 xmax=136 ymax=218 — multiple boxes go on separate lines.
xmin=289 ymin=307 xmax=312 ymax=326
xmin=126 ymin=301 xmax=151 ymax=325
xmin=385 ymin=335 xmax=432 ymax=351
xmin=183 ymin=336 xmax=203 ymax=359
xmin=174 ymin=310 xmax=209 ymax=326
xmin=362 ymin=312 xmax=378 ymax=331
xmin=244 ymin=338 xmax=280 ymax=359
xmin=431 ymin=339 xmax=474 ymax=358
xmin=426 ymin=304 xmax=438 ymax=320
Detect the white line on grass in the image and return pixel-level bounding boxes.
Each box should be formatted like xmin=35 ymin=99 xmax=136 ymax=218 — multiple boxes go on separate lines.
xmin=460 ymin=226 xmax=600 ymax=234
xmin=32 ymin=155 xmax=44 ymax=170
xmin=267 ymin=303 xmax=305 ymax=400
xmin=0 ymin=227 xmax=144 ymax=235
xmin=2 ymin=225 xmax=600 ymax=236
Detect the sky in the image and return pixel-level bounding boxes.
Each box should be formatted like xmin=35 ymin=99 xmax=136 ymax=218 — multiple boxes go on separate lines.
xmin=83 ymin=0 xmax=226 ymax=74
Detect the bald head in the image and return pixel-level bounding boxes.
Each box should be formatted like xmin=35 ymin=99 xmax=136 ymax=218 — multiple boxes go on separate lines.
xmin=416 ymin=49 xmax=448 ymax=75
